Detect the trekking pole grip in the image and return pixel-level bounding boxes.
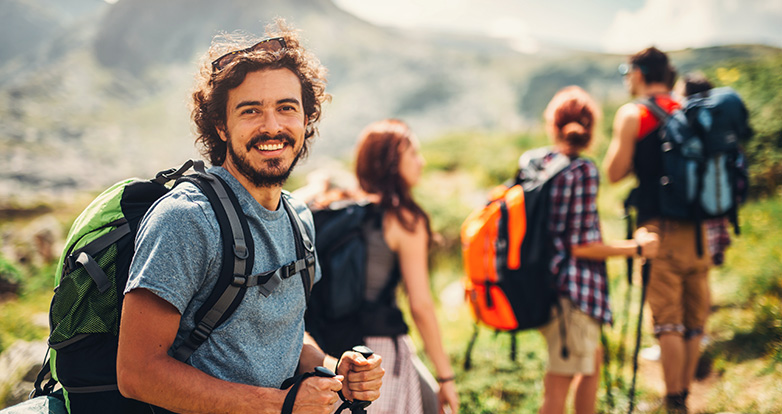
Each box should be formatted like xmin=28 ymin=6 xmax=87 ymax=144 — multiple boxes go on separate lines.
xmin=349 ymin=345 xmax=374 ymax=413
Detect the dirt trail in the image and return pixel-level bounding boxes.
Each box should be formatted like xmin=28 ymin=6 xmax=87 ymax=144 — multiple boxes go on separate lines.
xmin=632 ymin=351 xmax=720 ymax=413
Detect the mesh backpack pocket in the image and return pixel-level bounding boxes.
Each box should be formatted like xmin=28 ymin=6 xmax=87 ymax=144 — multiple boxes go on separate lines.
xmin=50 ymin=229 xmax=127 ymax=345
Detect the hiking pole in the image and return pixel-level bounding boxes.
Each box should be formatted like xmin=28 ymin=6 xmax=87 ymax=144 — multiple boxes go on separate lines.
xmin=349 ymin=345 xmax=375 ymax=414
xmin=627 ymin=260 xmax=651 ymax=414
xmin=600 ymin=327 xmax=615 ymax=411
xmin=334 ymin=345 xmax=375 ymax=414
xmin=616 ymin=202 xmax=635 ymax=391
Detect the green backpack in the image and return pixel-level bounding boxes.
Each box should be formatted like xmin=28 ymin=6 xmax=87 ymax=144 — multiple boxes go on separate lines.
xmin=31 ymin=160 xmax=315 ymax=413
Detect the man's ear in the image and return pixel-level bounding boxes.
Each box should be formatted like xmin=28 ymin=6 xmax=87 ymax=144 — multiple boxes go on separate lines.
xmin=216 ymin=124 xmax=228 ymax=142
xmin=303 ymin=116 xmax=311 ymax=136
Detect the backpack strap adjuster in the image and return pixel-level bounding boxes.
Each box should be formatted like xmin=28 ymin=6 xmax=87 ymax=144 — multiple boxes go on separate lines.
xmin=191 ymin=323 xmax=211 ymax=343
xmin=231 ymin=274 xmax=248 ymax=287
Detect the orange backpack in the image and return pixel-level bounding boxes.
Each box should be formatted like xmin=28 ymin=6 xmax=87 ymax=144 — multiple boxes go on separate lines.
xmin=461 ymin=149 xmax=573 ymax=368
xmin=461 ymin=184 xmax=526 ymax=330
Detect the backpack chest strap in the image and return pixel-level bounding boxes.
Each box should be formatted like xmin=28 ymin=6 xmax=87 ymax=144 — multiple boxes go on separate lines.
xmin=233 ymin=253 xmax=316 ymax=297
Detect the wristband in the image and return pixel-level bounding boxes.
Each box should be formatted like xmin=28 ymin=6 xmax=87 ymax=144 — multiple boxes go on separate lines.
xmin=436 ymin=375 xmax=455 ymax=383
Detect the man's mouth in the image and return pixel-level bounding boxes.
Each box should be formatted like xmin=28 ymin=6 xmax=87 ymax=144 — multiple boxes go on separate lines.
xmin=255 ymin=142 xmax=285 ymax=151
xmin=247 ymin=133 xmax=295 ymax=153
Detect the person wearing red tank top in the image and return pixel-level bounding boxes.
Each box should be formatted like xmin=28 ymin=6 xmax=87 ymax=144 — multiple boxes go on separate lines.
xmin=604 ymin=47 xmax=712 ymax=413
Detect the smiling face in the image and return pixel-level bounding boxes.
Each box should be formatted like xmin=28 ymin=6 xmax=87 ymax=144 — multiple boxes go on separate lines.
xmin=217 ymin=68 xmax=307 ymax=188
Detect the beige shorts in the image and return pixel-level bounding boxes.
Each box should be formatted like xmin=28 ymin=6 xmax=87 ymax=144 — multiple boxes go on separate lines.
xmin=641 ymin=219 xmax=712 ymax=337
xmin=539 ymin=298 xmax=601 ymax=376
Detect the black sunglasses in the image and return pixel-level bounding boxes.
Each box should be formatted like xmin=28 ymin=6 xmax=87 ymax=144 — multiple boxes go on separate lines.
xmin=211 ymin=37 xmax=286 ymax=72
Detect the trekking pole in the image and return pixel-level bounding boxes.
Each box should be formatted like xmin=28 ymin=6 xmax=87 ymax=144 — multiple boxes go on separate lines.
xmin=614 ymin=206 xmax=635 ymax=391
xmin=349 ymin=345 xmax=375 ymax=414
xmin=627 ymin=260 xmax=651 ymax=414
xmin=600 ymin=328 xmax=615 ymax=411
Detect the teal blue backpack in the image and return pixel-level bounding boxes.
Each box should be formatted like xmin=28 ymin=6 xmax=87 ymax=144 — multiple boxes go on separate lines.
xmin=31 ymin=160 xmax=315 ymax=413
xmin=638 ymin=87 xmax=751 ymax=255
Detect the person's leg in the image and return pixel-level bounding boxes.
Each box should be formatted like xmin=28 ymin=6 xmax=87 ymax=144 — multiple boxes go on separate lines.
xmin=540 ymin=373 xmax=574 ymax=414
xmin=682 ymin=225 xmax=711 ymax=391
xmin=682 ymin=333 xmax=703 ymax=390
xmin=643 ymin=220 xmax=689 ymax=399
xmin=681 ymin=243 xmax=711 ymax=393
xmin=658 ymin=333 xmax=686 ymax=395
xmin=573 ymin=346 xmax=602 ymax=414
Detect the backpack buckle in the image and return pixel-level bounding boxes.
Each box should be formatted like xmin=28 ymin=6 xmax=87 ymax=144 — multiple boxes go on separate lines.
xmin=231 ymin=274 xmax=248 ymax=287
xmin=282 ymin=262 xmax=298 ymax=279
xmin=191 ymin=324 xmax=211 ymax=343
xmin=64 ymin=255 xmax=76 ymax=273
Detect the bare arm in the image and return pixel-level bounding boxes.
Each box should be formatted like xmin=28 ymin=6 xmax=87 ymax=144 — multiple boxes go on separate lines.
xmin=571 ymin=227 xmax=659 ymax=260
xmin=388 ymin=212 xmax=459 ymax=414
xmin=604 ymin=103 xmax=641 ymax=183
xmin=117 ymin=288 xmax=341 ymax=414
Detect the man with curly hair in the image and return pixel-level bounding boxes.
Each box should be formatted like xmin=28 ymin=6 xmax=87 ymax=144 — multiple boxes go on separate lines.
xmin=116 ymin=19 xmax=383 ymax=414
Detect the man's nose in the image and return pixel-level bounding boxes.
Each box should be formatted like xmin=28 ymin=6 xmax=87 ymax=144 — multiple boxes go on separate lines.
xmin=258 ymin=111 xmax=284 ymax=136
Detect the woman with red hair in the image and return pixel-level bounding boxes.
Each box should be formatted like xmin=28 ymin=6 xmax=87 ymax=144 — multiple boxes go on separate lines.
xmin=534 ymin=86 xmax=659 ymax=414
xmin=353 ymin=119 xmax=459 ymax=414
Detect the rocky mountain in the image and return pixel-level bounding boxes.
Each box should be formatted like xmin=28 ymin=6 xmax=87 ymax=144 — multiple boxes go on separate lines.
xmin=1 ymin=0 xmax=780 ymax=205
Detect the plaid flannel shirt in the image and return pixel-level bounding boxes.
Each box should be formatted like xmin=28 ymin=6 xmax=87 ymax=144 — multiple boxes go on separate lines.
xmin=547 ymin=153 xmax=612 ymax=325
xmin=705 ymin=217 xmax=732 ymax=266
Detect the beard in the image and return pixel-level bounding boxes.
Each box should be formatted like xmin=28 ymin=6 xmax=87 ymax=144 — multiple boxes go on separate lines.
xmin=225 ymin=131 xmax=302 ymax=188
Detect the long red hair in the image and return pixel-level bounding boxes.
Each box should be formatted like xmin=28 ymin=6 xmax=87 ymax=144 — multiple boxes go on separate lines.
xmin=355 ymin=119 xmax=431 ymax=236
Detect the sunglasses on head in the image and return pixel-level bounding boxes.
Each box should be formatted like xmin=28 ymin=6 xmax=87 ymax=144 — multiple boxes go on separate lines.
xmin=211 ymin=37 xmax=286 ymax=72
xmin=618 ymin=63 xmax=647 ymax=76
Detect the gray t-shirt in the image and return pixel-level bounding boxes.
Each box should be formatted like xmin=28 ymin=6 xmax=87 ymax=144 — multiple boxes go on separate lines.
xmin=126 ymin=166 xmax=320 ymax=389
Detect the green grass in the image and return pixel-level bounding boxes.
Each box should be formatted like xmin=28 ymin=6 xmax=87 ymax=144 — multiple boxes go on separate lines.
xmin=408 ymin=127 xmax=782 ymax=413
xmin=0 ymin=290 xmax=51 ymax=355
xmin=413 ymin=194 xmax=782 ymax=413
xmin=2 ymin=125 xmax=781 ymax=412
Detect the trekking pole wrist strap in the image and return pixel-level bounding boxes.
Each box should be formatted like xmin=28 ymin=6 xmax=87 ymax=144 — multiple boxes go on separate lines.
xmin=280 ymin=367 xmax=337 ymax=414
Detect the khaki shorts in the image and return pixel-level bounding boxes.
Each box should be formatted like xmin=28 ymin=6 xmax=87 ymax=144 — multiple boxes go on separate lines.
xmin=540 ymin=299 xmax=600 ymax=376
xmin=641 ymin=219 xmax=712 ymax=337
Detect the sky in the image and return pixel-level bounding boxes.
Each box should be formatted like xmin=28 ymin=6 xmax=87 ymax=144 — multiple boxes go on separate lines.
xmin=333 ymin=0 xmax=782 ymax=54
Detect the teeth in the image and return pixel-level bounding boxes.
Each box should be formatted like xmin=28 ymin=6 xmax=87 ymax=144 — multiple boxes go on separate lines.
xmin=256 ymin=142 xmax=284 ymax=151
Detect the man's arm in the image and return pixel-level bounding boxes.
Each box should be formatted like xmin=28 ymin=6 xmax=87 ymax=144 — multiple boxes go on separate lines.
xmin=299 ymin=332 xmax=384 ymax=402
xmin=117 ymin=288 xmax=341 ymax=414
xmin=604 ymin=103 xmax=641 ymax=183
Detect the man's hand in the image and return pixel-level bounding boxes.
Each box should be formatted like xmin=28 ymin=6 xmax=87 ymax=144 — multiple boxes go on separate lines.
xmin=291 ymin=375 xmax=344 ymax=414
xmin=336 ymin=351 xmax=384 ymax=402
xmin=635 ymin=227 xmax=660 ymax=259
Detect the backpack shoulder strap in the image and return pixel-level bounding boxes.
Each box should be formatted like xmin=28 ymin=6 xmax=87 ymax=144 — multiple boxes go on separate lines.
xmin=169 ymin=168 xmax=254 ymax=362
xmin=637 ymin=96 xmax=671 ymax=124
xmin=280 ymin=193 xmax=316 ymax=304
xmin=517 ymin=148 xmax=574 ymax=188
xmin=169 ymin=170 xmax=316 ymax=362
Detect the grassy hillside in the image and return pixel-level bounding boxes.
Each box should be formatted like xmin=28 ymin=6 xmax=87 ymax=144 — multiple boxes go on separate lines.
xmin=409 ymin=134 xmax=782 ymax=413
xmin=2 ymin=42 xmax=782 ymax=413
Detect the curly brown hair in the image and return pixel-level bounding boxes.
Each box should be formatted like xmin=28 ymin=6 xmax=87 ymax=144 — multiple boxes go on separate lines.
xmin=191 ymin=19 xmax=330 ymax=166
